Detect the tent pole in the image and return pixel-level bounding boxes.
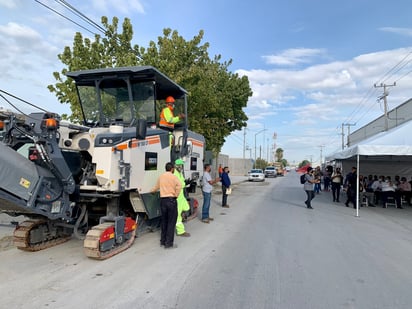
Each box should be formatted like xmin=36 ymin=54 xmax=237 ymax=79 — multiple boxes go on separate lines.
xmin=356 ymin=154 xmax=360 ymax=217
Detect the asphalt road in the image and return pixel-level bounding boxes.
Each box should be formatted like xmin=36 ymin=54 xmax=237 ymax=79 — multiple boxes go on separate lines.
xmin=1 ymin=172 xmax=412 ymax=308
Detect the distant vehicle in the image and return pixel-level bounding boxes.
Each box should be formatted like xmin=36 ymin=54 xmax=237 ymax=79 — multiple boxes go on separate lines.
xmin=264 ymin=166 xmax=277 ymax=178
xmin=273 ymin=162 xmax=284 ymax=176
xmin=248 ymin=169 xmax=265 ymax=182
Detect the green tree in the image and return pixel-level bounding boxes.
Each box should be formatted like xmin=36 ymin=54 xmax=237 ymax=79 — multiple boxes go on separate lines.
xmin=275 ymin=147 xmax=284 ymax=162
xmin=48 ymin=18 xmax=252 ymax=154
xmin=299 ymin=160 xmax=311 ymax=168
xmin=137 ymin=28 xmax=251 ymax=153
xmin=255 ymin=158 xmax=268 ymax=169
xmin=48 ymin=17 xmax=139 ymax=121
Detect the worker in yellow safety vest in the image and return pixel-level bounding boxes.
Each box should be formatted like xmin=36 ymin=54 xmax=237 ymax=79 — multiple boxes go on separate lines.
xmin=159 ymin=96 xmax=185 ymax=130
xmin=174 ymin=158 xmax=191 ymax=237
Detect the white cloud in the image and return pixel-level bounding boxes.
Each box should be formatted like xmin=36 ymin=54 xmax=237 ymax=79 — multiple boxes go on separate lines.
xmin=262 ymin=48 xmax=326 ymax=66
xmin=0 ymin=21 xmax=65 ymax=114
xmin=243 ymin=47 xmax=412 ymax=108
xmin=0 ymin=22 xmax=41 ymax=41
xmin=236 ymin=47 xmax=412 ymax=159
xmin=0 ymin=22 xmax=58 ymax=62
xmin=0 ymin=0 xmax=22 ymax=9
xmin=91 ymin=0 xmax=146 ymax=15
xmin=379 ymin=27 xmax=412 ymax=37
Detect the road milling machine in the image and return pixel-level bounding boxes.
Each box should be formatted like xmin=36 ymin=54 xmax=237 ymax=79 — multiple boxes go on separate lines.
xmin=0 ymin=66 xmax=205 ymax=259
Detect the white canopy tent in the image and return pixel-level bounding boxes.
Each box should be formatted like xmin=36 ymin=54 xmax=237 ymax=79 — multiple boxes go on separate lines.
xmin=326 ymin=121 xmax=412 ymax=216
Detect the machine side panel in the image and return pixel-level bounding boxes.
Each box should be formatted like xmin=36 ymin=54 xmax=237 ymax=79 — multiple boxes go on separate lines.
xmin=0 ymin=143 xmax=39 ymax=201
xmin=140 ymin=192 xmax=161 ymax=219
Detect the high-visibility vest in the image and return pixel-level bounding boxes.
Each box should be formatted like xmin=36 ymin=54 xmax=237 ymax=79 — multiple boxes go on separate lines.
xmin=159 ymin=107 xmax=179 ymax=129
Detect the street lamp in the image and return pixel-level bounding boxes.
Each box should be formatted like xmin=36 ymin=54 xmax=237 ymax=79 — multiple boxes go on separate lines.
xmin=246 ymin=146 xmax=252 ymax=158
xmin=254 ymin=129 xmax=267 ymax=168
xmin=245 ymin=146 xmax=252 ymax=174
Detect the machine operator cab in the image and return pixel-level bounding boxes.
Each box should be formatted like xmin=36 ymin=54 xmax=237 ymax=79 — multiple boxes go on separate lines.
xmin=66 ymin=66 xmax=190 ymax=160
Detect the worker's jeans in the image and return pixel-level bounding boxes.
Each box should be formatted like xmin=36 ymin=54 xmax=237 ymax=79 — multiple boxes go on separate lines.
xmin=202 ymin=191 xmax=211 ymax=220
xmin=305 ymin=190 xmax=315 ymax=207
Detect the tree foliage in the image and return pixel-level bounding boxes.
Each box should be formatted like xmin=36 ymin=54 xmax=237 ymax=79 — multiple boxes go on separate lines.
xmin=255 ymin=158 xmax=268 ymax=170
xmin=299 ymin=160 xmax=311 ymax=168
xmin=280 ymin=158 xmax=288 ymax=167
xmin=275 ymin=147 xmax=284 ymax=162
xmin=48 ymin=17 xmax=252 ymax=153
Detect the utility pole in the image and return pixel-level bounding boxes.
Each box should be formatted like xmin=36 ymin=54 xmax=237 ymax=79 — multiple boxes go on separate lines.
xmin=374 ymin=82 xmax=396 ymax=131
xmin=243 ymin=128 xmax=247 ymax=174
xmin=307 ymin=155 xmax=313 ymax=166
xmin=272 ymin=132 xmax=277 ymax=163
xmin=254 ymin=129 xmax=267 ymax=168
xmin=319 ymin=145 xmax=325 ymax=166
xmin=342 ymin=123 xmax=356 ymax=148
xmin=243 ymin=127 xmax=246 ymax=160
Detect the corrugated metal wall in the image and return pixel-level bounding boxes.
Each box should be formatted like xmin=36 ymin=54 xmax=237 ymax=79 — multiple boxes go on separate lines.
xmin=349 ymin=98 xmax=412 ymax=146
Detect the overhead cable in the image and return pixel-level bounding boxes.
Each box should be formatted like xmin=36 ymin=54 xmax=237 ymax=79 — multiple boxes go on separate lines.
xmin=54 ymin=0 xmax=106 ymax=34
xmin=0 ymin=89 xmax=48 ymax=113
xmin=35 ymin=0 xmax=98 ymax=36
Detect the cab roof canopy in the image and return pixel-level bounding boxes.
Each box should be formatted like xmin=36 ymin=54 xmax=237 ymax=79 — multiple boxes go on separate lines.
xmin=66 ymin=66 xmax=187 ymax=99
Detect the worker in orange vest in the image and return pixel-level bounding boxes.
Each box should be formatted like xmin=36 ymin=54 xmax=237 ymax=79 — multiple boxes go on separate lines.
xmin=218 ymin=164 xmax=223 ymax=177
xmin=159 ymin=96 xmax=185 ymax=131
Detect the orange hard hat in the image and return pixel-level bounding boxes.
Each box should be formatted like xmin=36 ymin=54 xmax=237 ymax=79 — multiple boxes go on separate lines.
xmin=165 ymin=96 xmax=175 ymax=104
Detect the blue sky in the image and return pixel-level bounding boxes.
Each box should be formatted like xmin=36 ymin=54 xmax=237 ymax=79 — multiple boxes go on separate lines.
xmin=1 ymin=0 xmax=412 ymax=165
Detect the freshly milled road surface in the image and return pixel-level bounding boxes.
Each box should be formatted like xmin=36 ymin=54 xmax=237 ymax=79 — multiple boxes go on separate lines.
xmin=1 ymin=172 xmax=412 ymax=308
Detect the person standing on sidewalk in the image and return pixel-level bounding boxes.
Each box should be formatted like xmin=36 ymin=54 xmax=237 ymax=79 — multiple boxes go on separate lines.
xmin=221 ymin=166 xmax=231 ymax=208
xmin=313 ymin=166 xmax=322 ymax=194
xmin=151 ymin=162 xmax=181 ymax=249
xmin=201 ymin=164 xmax=220 ymax=223
xmin=344 ymin=167 xmax=357 ymax=208
xmin=331 ymin=167 xmax=343 ymax=202
xmin=303 ymin=166 xmax=319 ymax=209
xmin=218 ymin=164 xmax=223 ymax=177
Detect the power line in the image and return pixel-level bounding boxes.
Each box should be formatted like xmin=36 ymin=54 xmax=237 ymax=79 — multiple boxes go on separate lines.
xmin=395 ymin=67 xmax=412 ymax=83
xmin=379 ymin=48 xmax=412 ymax=84
xmin=35 ymin=0 xmax=97 ymax=36
xmin=0 ymin=89 xmax=48 ymax=113
xmin=342 ymin=47 xmax=412 ymax=133
xmin=344 ymin=86 xmax=378 ymax=124
xmin=36 ymin=0 xmax=142 ymax=61
xmin=54 ymin=0 xmax=106 ymax=34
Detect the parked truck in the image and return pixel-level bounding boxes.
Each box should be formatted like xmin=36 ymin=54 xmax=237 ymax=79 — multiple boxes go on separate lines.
xmin=273 ymin=162 xmax=285 ymax=176
xmin=0 ymin=66 xmax=204 ymax=259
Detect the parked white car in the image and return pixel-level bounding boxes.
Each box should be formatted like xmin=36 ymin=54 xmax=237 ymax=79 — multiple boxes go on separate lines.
xmin=248 ymin=169 xmax=265 ymax=182
xmin=264 ymin=166 xmax=277 ymax=178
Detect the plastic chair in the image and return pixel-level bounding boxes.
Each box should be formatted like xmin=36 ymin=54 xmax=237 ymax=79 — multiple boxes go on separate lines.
xmin=385 ymin=196 xmax=397 ymax=208
xmin=361 ymin=192 xmax=374 ymax=207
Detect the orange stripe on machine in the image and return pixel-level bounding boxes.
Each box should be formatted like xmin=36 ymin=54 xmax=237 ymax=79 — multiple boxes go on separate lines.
xmin=146 ymin=136 xmax=160 ymax=145
xmin=112 ymin=144 xmax=128 ymax=151
xmin=129 ymin=139 xmax=138 ymax=148
xmin=110 ymin=136 xmax=160 ymax=151
xmin=189 ymin=139 xmax=204 ymax=147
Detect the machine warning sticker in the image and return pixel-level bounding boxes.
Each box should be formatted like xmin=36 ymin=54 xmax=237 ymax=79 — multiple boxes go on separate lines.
xmin=19 ymin=178 xmax=31 ymax=188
